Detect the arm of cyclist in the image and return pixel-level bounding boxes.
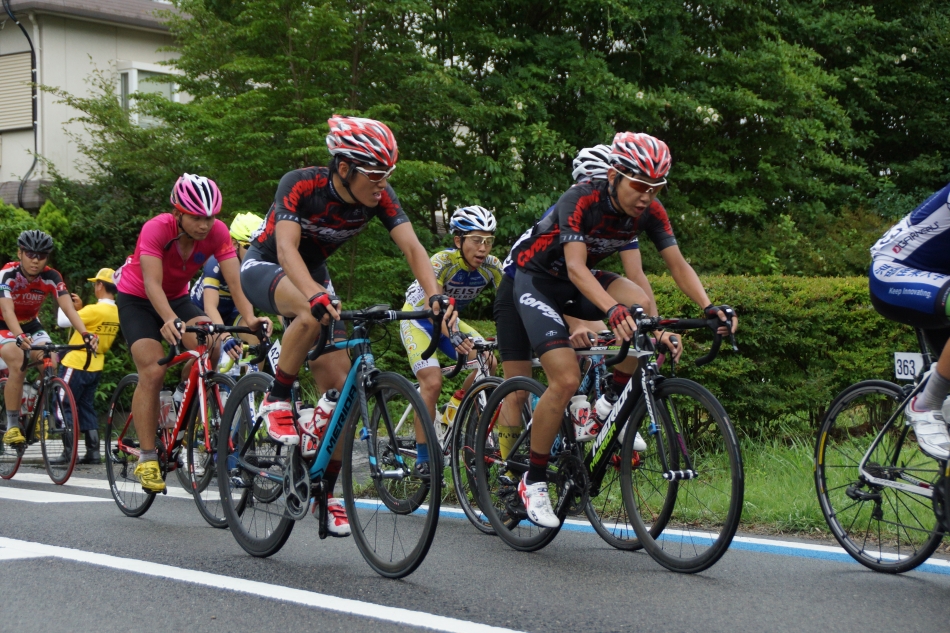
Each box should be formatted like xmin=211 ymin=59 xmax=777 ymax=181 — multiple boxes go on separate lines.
xmin=565 ymin=316 xmax=602 ymax=349
xmin=275 ymin=220 xmax=340 ymax=324
xmin=390 ymin=223 xmax=456 ymax=328
xmin=56 ymin=290 xmax=98 ymax=353
xmin=56 ymin=294 xmax=82 ymax=328
xmin=660 ymin=245 xmax=737 ymax=334
xmin=620 ymin=249 xmax=658 ymax=316
xmin=0 ymin=296 xmax=27 ymax=343
xmin=564 ymin=241 xmax=637 ymax=342
xmin=141 ymin=254 xmax=183 ymax=345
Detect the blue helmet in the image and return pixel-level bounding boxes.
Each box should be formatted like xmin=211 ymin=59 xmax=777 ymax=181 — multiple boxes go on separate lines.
xmin=449 ymin=206 xmax=496 ymax=233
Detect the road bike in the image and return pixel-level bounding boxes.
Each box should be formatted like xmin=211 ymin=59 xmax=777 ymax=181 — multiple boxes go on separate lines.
xmin=814 ymin=327 xmax=947 ymax=573
xmin=217 ymin=304 xmax=446 ymax=579
xmin=474 ymin=308 xmax=744 ymax=573
xmin=0 ymin=340 xmax=91 ymax=484
xmin=105 ymin=322 xmax=266 ymax=528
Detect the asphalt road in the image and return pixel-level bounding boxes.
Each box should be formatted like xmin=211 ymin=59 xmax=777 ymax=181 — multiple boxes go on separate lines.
xmin=2 ymin=463 xmax=950 ymax=633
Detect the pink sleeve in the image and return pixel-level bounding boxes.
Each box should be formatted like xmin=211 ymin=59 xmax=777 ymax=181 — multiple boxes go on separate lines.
xmin=212 ymin=220 xmax=237 ymax=262
xmin=138 ymin=215 xmax=171 ymax=259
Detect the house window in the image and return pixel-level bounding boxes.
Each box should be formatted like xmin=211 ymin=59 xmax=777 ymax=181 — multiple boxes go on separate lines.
xmin=118 ymin=64 xmax=179 ymax=127
xmin=0 ymin=52 xmax=33 ymax=132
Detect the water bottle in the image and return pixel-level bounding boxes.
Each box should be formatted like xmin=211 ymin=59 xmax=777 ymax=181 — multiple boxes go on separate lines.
xmin=173 ymin=381 xmax=187 ymax=412
xmin=301 ymin=389 xmax=339 ymax=457
xmin=442 ymin=388 xmax=467 ymax=430
xmin=569 ymin=394 xmax=591 ymax=432
xmin=159 ymin=391 xmax=177 ymax=429
xmin=21 ymin=383 xmax=37 ymax=416
xmin=592 ymin=392 xmax=618 ymax=440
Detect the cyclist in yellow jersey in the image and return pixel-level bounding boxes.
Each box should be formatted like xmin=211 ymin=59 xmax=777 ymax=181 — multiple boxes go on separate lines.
xmin=400 ymin=206 xmax=501 ymax=476
xmin=53 ymin=268 xmax=120 ymax=464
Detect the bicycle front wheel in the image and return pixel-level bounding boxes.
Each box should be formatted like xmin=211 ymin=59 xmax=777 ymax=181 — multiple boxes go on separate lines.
xmin=451 ymin=376 xmax=503 ymax=535
xmin=343 ymin=371 xmax=442 ymax=578
xmin=217 ymin=372 xmax=294 ymax=557
xmin=0 ymin=377 xmax=25 ymax=479
xmin=815 ymin=380 xmax=943 ymax=573
xmin=186 ymin=373 xmax=236 ymax=528
xmin=623 ymin=378 xmax=744 ymax=573
xmin=40 ymin=377 xmax=80 ymax=484
xmin=104 ymin=374 xmax=156 ymax=517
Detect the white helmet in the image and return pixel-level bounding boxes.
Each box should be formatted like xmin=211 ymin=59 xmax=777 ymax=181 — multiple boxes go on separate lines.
xmin=571 ymin=144 xmax=611 ymax=182
xmin=449 ymin=205 xmax=497 ymax=233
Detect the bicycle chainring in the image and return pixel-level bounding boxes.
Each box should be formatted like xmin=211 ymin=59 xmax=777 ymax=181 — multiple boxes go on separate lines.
xmin=555 ymin=451 xmax=590 ymax=516
xmin=933 ymin=467 xmax=950 ymax=532
xmin=283 ymin=447 xmax=310 ymax=521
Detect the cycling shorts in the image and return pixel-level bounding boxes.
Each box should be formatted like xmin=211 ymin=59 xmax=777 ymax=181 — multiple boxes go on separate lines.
xmin=869 ymin=259 xmax=950 ymax=354
xmin=116 ymin=292 xmax=206 ymax=348
xmin=400 ymin=314 xmax=481 ymax=375
xmin=0 ymin=318 xmax=52 ymax=347
xmin=494 ymin=275 xmax=532 ymax=362
xmin=510 ymin=269 xmax=619 ymax=358
xmin=240 ymin=246 xmax=346 ymax=340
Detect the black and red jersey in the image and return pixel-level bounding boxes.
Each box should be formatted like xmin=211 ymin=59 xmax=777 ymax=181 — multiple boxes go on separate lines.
xmin=251 ymin=166 xmax=410 ymax=269
xmin=511 ymin=181 xmax=677 ymax=280
xmin=0 ymin=262 xmax=69 ymax=324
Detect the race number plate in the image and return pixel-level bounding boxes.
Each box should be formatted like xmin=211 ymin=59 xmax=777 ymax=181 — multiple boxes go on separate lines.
xmin=267 ymin=339 xmax=282 ymax=374
xmin=894 ymin=352 xmax=924 ymax=381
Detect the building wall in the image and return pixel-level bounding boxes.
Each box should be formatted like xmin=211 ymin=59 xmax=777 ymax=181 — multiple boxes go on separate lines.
xmin=0 ymin=11 xmax=174 ymax=189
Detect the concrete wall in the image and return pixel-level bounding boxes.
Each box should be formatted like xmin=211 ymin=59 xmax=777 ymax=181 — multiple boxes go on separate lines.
xmin=0 ymin=11 xmax=174 ymax=188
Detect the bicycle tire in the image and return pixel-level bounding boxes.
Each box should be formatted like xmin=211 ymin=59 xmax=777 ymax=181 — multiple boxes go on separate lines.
xmin=104 ymin=374 xmax=156 ymax=517
xmin=451 ymin=376 xmax=503 ymax=535
xmin=342 ymin=371 xmax=442 ymax=578
xmin=186 ymin=372 xmax=236 ymax=529
xmin=40 ymin=377 xmax=80 ymax=484
xmin=473 ymin=376 xmax=563 ymax=552
xmin=217 ymin=372 xmax=294 ymax=557
xmin=623 ymin=377 xmax=743 ymax=573
xmin=0 ymin=377 xmax=25 ymax=479
xmin=815 ymin=379 xmax=943 ymax=573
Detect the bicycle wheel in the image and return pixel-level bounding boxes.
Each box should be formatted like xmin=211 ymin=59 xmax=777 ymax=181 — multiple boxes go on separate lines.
xmin=583 ymin=413 xmax=642 ymax=550
xmin=623 ymin=377 xmax=744 ymax=573
xmin=185 ymin=373 xmax=236 ymax=529
xmin=473 ymin=377 xmax=563 ymax=552
xmin=815 ymin=380 xmax=943 ymax=573
xmin=451 ymin=377 xmax=503 ymax=535
xmin=104 ymin=374 xmax=156 ymax=517
xmin=40 ymin=377 xmax=80 ymax=484
xmin=342 ymin=371 xmax=441 ymax=578
xmin=217 ymin=372 xmax=294 ymax=557
xmin=0 ymin=377 xmax=25 ymax=479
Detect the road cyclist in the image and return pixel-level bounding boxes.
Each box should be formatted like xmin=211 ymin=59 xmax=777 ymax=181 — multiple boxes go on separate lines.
xmin=489 ymin=131 xmax=737 ymax=532
xmin=112 ymin=173 xmax=271 ymax=495
xmin=237 ymin=114 xmax=458 ymax=537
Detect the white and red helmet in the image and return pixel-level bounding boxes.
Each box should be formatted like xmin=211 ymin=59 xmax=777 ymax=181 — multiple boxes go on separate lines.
xmin=609 ymin=132 xmax=672 ymax=179
xmin=326 ymin=115 xmax=398 ymax=167
xmin=170 ymin=173 xmax=222 ymax=216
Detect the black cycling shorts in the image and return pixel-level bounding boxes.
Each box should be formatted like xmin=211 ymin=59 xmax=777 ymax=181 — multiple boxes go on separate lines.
xmin=241 ymin=245 xmax=347 ymax=340
xmin=870 ymin=291 xmax=950 ymax=357
xmin=508 ymin=269 xmax=619 ymax=358
xmin=116 ymin=292 xmax=206 ymax=348
xmin=494 ymin=275 xmax=532 ymax=362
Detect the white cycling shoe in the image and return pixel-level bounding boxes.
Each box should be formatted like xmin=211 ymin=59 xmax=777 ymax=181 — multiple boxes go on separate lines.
xmin=907 ymin=397 xmax=950 ymax=461
xmin=517 ymin=473 xmax=560 ymax=528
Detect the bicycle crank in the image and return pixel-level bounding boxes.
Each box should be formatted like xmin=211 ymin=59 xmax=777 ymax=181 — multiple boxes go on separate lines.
xmin=283 ymin=448 xmax=310 ymax=521
xmin=932 ymin=469 xmax=950 ymax=532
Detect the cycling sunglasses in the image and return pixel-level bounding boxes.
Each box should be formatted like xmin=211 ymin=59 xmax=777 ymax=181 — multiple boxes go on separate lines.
xmin=463 ymin=235 xmax=495 ymax=247
xmin=616 ymin=169 xmax=667 ymax=194
xmin=22 ymin=250 xmax=49 ymax=261
xmin=354 ymin=164 xmax=396 ymax=182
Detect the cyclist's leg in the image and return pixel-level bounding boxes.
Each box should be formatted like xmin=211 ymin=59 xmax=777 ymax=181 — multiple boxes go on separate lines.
xmin=0 ymin=338 xmax=26 ymax=439
xmin=494 ymin=274 xmax=532 ymax=459
xmin=400 ymin=316 xmax=442 ymax=420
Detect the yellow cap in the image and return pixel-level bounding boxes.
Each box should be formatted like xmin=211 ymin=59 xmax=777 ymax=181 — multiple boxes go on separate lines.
xmin=87 ymin=268 xmax=115 ymax=284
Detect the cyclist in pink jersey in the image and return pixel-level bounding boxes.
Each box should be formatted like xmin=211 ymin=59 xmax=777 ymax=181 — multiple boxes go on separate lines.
xmin=115 ymin=173 xmax=271 ymax=493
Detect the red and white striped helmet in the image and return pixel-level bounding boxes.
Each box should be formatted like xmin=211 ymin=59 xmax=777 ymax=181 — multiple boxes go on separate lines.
xmin=170 ymin=173 xmax=222 ymax=216
xmin=326 ymin=115 xmax=399 ymax=167
xmin=609 ymin=132 xmax=672 ymax=179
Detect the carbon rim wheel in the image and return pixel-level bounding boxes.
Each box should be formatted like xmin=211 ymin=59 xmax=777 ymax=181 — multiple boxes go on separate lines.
xmin=0 ymin=377 xmax=25 ymax=479
xmin=343 ymin=371 xmax=441 ymax=578
xmin=217 ymin=372 xmax=293 ymax=557
xmin=623 ymin=378 xmax=744 ymax=573
xmin=815 ymin=380 xmax=943 ymax=573
xmin=104 ymin=374 xmax=156 ymax=517
xmin=40 ymin=377 xmax=80 ymax=485
xmin=187 ymin=373 xmax=235 ymax=529
xmin=451 ymin=377 xmax=502 ymax=535
xmin=583 ymin=414 xmax=641 ymax=550
xmin=473 ymin=377 xmax=562 ymax=552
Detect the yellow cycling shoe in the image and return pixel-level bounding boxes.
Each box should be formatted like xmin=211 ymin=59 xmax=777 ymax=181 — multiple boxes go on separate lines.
xmin=133 ymin=460 xmax=166 ymax=493
xmin=3 ymin=427 xmax=26 ymax=445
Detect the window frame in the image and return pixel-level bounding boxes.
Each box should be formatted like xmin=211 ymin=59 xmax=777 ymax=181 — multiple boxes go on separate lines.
xmin=117 ymin=61 xmax=181 ymax=126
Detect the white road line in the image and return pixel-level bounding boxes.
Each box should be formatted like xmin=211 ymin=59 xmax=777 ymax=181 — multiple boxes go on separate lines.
xmin=0 ymin=487 xmax=110 ymax=503
xmin=0 ymin=537 xmax=525 ymax=633
xmin=9 ymin=473 xmax=195 ymax=500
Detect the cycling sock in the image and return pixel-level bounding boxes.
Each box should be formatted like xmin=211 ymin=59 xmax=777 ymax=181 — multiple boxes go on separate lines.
xmin=139 ymin=449 xmax=158 ymax=463
xmin=416 ymin=442 xmax=429 ymax=464
xmin=6 ymin=409 xmax=20 ymax=431
xmin=497 ymin=426 xmax=522 ymax=461
xmin=920 ymin=369 xmax=950 ymax=411
xmin=324 ymin=459 xmax=342 ymax=495
xmin=612 ymin=369 xmax=631 ymax=390
xmin=527 ymin=450 xmax=549 ymax=484
xmin=270 ymin=366 xmax=297 ymax=401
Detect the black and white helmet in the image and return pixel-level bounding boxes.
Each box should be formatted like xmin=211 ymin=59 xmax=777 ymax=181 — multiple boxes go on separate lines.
xmin=571 ymin=144 xmax=611 ymax=182
xmin=450 ymin=206 xmax=497 ymax=234
xmin=18 ymin=229 xmax=54 ymax=253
